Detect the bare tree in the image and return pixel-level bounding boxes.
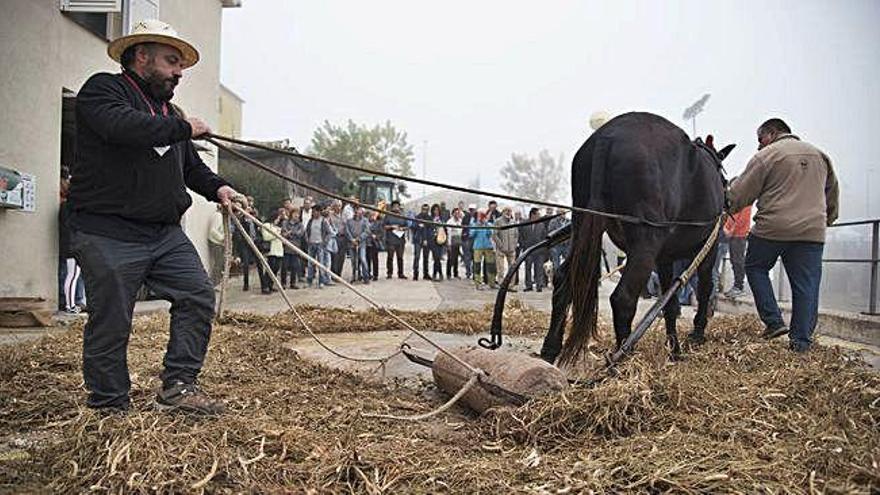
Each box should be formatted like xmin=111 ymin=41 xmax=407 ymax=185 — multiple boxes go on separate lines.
xmin=499 ymin=149 xmax=566 ymax=202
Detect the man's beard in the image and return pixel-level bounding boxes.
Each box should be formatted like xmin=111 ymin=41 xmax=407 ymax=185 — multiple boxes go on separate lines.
xmin=144 ymin=67 xmax=179 ymax=101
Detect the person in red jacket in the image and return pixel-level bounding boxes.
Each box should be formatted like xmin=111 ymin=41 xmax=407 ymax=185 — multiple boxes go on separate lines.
xmin=724 ymin=205 xmax=752 ymax=298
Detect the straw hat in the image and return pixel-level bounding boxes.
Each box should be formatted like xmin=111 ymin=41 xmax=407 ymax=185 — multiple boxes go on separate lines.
xmin=108 ymin=19 xmax=199 ymax=68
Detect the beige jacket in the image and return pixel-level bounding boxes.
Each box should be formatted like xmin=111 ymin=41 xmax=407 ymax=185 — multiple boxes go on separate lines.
xmin=492 ymin=215 xmax=519 ymax=253
xmin=728 ymin=134 xmax=839 ymax=243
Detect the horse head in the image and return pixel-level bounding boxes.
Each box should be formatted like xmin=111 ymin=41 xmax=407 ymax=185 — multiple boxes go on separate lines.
xmin=701 ymin=134 xmax=736 ymax=162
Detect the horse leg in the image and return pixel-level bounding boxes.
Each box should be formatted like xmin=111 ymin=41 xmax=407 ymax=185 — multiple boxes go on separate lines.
xmin=610 ymin=248 xmax=655 ymax=350
xmin=688 ymin=244 xmax=719 ymax=344
xmin=540 ymin=256 xmax=571 ymax=364
xmin=656 ymin=261 xmax=682 ymax=358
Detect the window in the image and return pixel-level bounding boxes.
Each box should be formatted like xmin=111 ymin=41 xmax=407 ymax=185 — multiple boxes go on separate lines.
xmin=61 ymin=0 xmax=160 ymax=40
xmin=60 ymin=0 xmax=122 ymax=40
xmin=60 ymin=0 xmax=122 ymax=12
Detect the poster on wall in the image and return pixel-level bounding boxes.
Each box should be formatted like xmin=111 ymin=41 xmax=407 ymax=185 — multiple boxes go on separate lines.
xmin=0 ymin=166 xmax=23 ymax=209
xmin=0 ymin=167 xmax=36 ymax=212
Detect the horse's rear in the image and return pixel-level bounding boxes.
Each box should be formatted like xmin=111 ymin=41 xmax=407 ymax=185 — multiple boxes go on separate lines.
xmin=541 ymin=112 xmax=726 ymax=365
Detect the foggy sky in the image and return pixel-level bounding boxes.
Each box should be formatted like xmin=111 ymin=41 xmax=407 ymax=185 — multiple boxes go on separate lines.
xmin=220 ymin=0 xmax=880 ymax=221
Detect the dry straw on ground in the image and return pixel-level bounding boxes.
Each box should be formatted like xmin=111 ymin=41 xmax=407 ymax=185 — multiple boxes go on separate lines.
xmin=0 ymin=306 xmax=878 ymax=493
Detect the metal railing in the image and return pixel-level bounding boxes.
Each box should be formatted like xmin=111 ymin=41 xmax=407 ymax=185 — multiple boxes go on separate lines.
xmin=771 ymin=218 xmax=879 ymax=315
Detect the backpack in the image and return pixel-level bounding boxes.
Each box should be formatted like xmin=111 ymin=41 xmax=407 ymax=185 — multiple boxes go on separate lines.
xmin=435 ymin=227 xmax=447 ymax=246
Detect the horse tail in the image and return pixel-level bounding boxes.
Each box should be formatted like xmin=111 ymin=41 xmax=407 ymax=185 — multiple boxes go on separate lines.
xmin=540 ymin=255 xmax=573 ymax=363
xmin=558 ymin=211 xmax=605 ymax=365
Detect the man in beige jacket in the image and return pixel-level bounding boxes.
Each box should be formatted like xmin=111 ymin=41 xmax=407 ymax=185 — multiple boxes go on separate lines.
xmin=728 ymin=118 xmax=839 ymax=352
xmin=493 ymin=206 xmax=519 ymax=287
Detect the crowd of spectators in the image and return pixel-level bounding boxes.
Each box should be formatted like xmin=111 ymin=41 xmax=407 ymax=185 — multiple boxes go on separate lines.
xmin=224 ymin=195 xmax=571 ymax=294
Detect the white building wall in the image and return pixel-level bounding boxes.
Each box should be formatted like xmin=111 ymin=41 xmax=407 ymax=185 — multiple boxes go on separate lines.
xmin=0 ymin=0 xmax=229 ymax=303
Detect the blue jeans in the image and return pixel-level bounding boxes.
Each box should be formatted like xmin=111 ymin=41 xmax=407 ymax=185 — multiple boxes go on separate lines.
xmin=350 ymin=242 xmax=369 ymax=281
xmin=307 ymin=243 xmax=330 ymax=285
xmin=745 ymin=235 xmax=824 ymax=349
xmin=462 ymin=239 xmax=474 ymax=277
xmin=412 ymin=242 xmax=429 ymax=277
xmin=673 ymin=259 xmax=699 ymax=305
xmin=549 ymin=245 xmax=564 ymax=272
xmin=713 ymin=239 xmax=729 ymax=292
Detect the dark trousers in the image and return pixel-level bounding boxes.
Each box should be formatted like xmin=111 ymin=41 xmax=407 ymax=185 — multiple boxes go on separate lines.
xmin=446 ymin=243 xmax=460 ymax=278
xmin=430 ymin=244 xmax=444 ymax=279
xmin=745 ymin=235 xmax=824 ymax=349
xmin=386 ymin=241 xmax=405 ymax=277
xmin=236 ymin=242 xmax=253 ymax=289
xmin=524 ymin=252 xmax=546 ymax=289
xmin=729 ymin=237 xmax=747 ymax=290
xmin=367 ymin=246 xmax=380 ymax=280
xmin=267 ymin=255 xmax=282 ymax=290
xmin=280 ymin=252 xmax=299 ymax=286
xmin=257 ymin=252 xmax=271 ymax=291
xmin=331 ymin=237 xmax=347 ymax=276
xmin=412 ymin=242 xmax=430 ymax=277
xmin=462 ymin=238 xmax=474 ymax=277
xmin=71 ymin=227 xmax=214 ymax=409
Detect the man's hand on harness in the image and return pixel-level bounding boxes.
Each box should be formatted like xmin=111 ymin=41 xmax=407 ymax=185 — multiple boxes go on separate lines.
xmin=217 ymin=185 xmax=247 ymax=208
xmin=187 ymin=117 xmax=212 ymax=139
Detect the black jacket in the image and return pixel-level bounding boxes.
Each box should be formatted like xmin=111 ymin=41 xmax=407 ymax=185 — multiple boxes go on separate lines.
xmin=68 ymin=71 xmax=228 ymax=241
xmin=519 ymin=220 xmax=549 ymax=255
xmin=411 ymin=212 xmax=433 ymax=245
xmin=461 ymin=211 xmax=473 ymax=241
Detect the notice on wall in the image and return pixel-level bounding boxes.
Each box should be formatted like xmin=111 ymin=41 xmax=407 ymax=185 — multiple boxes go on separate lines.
xmin=20 ymin=173 xmax=36 ymax=212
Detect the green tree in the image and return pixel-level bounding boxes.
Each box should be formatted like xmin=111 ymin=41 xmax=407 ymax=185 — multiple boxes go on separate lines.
xmin=307 ymin=119 xmax=415 ymax=188
xmin=499 ymin=149 xmax=566 ymax=203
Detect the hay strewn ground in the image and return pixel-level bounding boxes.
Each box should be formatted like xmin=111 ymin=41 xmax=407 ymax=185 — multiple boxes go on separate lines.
xmin=1 ymin=306 xmax=878 ymax=493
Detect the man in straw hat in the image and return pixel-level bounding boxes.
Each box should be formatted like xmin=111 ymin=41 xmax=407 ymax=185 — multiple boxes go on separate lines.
xmin=68 ymin=19 xmax=245 ymax=415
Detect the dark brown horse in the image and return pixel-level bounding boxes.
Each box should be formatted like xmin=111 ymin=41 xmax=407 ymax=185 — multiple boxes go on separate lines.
xmin=540 ymin=112 xmax=734 ymax=364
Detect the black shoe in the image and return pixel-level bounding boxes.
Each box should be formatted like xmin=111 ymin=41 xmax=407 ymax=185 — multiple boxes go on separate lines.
xmin=789 ymin=342 xmax=810 ymax=353
xmin=387 ymin=274 xmax=393 ymax=279
xmin=686 ymin=332 xmax=706 ymax=345
xmin=413 ymin=275 xmax=419 ymax=281
xmin=398 ymin=274 xmax=408 ymax=280
xmin=155 ymin=381 xmax=225 ymax=415
xmin=762 ymin=325 xmax=789 ymax=340
xmin=423 ymin=274 xmax=432 ymax=281
xmin=537 ymin=287 xmax=543 ymax=293
xmin=89 ymin=403 xmax=130 ymax=416
xmin=242 ymin=285 xmax=249 ymax=292
xmin=523 ymin=287 xmax=534 ymax=292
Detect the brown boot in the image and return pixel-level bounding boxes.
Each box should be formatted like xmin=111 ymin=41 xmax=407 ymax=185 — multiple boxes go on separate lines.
xmin=155 ymin=381 xmax=226 ymax=415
